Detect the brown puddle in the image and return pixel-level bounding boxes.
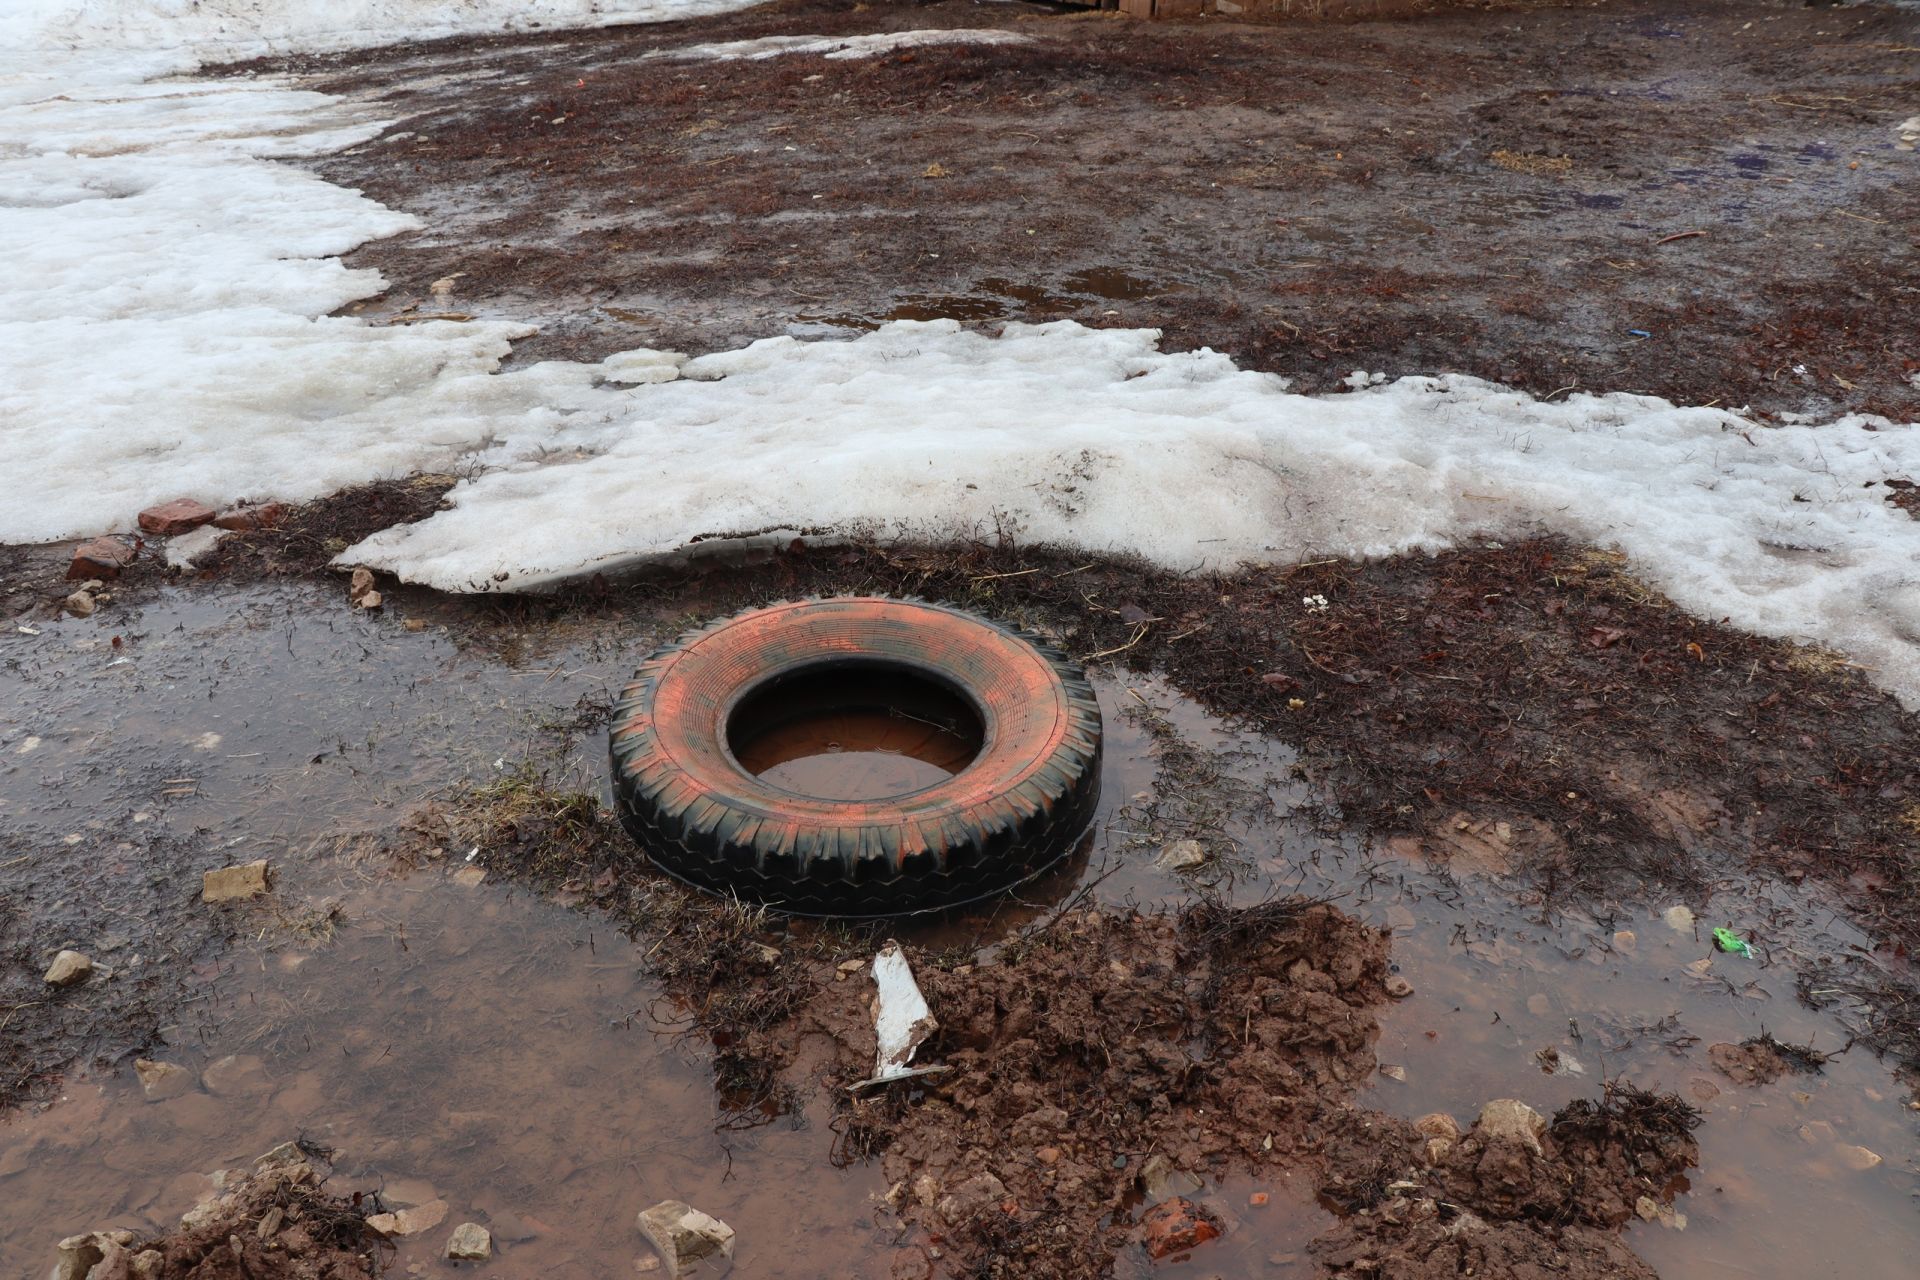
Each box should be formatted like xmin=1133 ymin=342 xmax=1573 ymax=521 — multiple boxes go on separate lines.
xmin=729 ymin=663 xmax=983 ymax=801
xmin=2 ymin=587 xmax=1917 ymax=1278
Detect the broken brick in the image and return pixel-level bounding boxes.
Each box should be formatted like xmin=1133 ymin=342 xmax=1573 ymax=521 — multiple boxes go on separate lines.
xmin=137 ymin=499 xmax=216 ymax=536
xmin=1138 ymin=1197 xmax=1222 ymax=1260
xmin=213 ymin=502 xmax=287 ymax=531
xmin=67 ymin=537 xmax=136 ymax=580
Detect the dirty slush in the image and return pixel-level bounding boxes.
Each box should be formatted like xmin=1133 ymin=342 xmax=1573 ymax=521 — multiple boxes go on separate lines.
xmin=5 ymin=1 xmax=1920 ymax=1280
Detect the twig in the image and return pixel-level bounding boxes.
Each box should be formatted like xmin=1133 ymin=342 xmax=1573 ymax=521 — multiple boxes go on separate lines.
xmin=1653 ymin=230 xmax=1706 ymax=245
xmin=1081 ymin=622 xmax=1150 ymax=662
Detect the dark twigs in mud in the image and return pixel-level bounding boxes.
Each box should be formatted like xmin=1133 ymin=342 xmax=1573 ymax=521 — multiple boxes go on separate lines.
xmin=197 ymin=477 xmax=455 ymax=579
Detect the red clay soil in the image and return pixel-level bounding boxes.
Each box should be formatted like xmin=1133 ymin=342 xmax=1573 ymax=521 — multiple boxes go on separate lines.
xmin=235 ymin=0 xmax=1920 ymax=421
xmin=67 ymin=1143 xmax=382 ymax=1280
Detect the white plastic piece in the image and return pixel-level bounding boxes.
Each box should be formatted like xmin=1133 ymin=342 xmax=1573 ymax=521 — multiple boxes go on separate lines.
xmin=854 ymin=940 xmax=944 ymax=1090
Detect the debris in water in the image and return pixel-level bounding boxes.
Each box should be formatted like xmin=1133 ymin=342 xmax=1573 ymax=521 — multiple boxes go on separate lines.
xmin=1662 ymin=905 xmax=1695 ymax=933
xmin=1138 ymin=1196 xmax=1223 ymax=1260
xmin=636 ymin=1200 xmax=735 ymax=1278
xmin=1712 ymin=927 xmax=1753 ymax=957
xmin=133 ymin=1058 xmax=194 ymax=1103
xmin=852 ymin=941 xmax=946 ymax=1089
xmin=202 ymin=859 xmax=271 ymax=903
xmin=1155 ymin=838 xmax=1208 ymax=872
xmin=445 ymin=1222 xmax=492 ymax=1260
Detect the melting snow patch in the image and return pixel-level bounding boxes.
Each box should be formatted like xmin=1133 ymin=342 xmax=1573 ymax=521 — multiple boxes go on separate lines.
xmin=653 ymin=29 xmax=1035 ymax=62
xmin=336 ymin=320 xmax=1920 ymax=704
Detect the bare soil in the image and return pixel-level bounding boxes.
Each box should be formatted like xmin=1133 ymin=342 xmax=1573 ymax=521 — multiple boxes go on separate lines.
xmin=236 ymin=0 xmax=1920 ymax=421
xmin=70 ymin=1142 xmax=383 ymax=1280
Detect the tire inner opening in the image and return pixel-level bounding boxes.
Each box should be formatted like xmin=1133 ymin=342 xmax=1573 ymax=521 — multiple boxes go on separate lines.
xmin=727 ymin=660 xmax=986 ymax=801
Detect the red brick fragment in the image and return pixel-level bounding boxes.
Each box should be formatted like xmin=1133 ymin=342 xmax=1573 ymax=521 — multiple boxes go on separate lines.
xmin=68 ymin=537 xmax=136 ymax=580
xmin=213 ymin=502 xmax=287 ymax=531
xmin=137 ymin=499 xmax=215 ymax=535
xmin=1139 ymin=1197 xmax=1222 ymax=1261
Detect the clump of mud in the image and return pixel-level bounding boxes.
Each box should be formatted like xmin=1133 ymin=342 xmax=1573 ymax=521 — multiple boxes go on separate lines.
xmin=1708 ymin=1033 xmax=1835 ymax=1087
xmin=54 ymin=1140 xmax=382 ymax=1280
xmin=1315 ymin=1085 xmax=1700 ymax=1280
xmin=842 ymin=901 xmax=1387 ymax=1276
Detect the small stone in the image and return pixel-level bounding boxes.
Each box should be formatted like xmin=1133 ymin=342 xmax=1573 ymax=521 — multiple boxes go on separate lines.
xmin=1835 ymin=1144 xmax=1882 ymax=1171
xmin=1662 ymin=905 xmax=1696 ymax=933
xmin=1414 ymin=1113 xmax=1461 ymax=1141
xmin=634 ymin=1257 xmax=662 ymax=1274
xmin=1474 ymin=1099 xmax=1547 ymax=1154
xmin=367 ymin=1199 xmax=448 ymax=1237
xmin=1379 ymin=1064 xmax=1407 ymax=1082
xmin=349 ymin=567 xmax=377 ymax=607
xmin=1035 ymin=1146 xmax=1061 ymax=1165
xmin=1384 ymin=976 xmax=1415 ymax=999
xmin=835 ymin=958 xmax=865 ymax=978
xmin=255 ymin=1141 xmax=307 ymax=1169
xmin=202 ymin=1054 xmax=271 ymax=1098
xmin=64 ymin=591 xmax=96 ymax=617
xmin=1635 ymin=1195 xmax=1660 ymax=1221
xmin=44 ymin=949 xmax=93 ymax=987
xmin=1138 ymin=1154 xmax=1202 ymax=1203
xmin=135 ymin=1058 xmax=195 ymax=1102
xmin=257 ymin=1205 xmax=286 ymax=1238
xmin=1248 ymin=1191 xmax=1270 ymax=1207
xmin=1156 ymin=838 xmax=1208 ymax=872
xmin=357 ymin=589 xmax=383 ymax=611
xmin=213 ymin=502 xmax=287 ymax=531
xmin=1138 ymin=1196 xmax=1222 ymax=1260
xmin=446 ymin=1222 xmax=492 ymax=1260
xmin=404 ymin=618 xmax=427 ymax=632
xmin=138 ymin=499 xmax=216 ymax=536
xmin=68 ymin=537 xmax=136 ymax=580
xmin=52 ymin=1234 xmax=106 ymax=1280
xmin=637 ymin=1200 xmax=735 ymax=1277
xmin=131 ymin=1250 xmax=164 ymax=1280
xmin=1422 ymin=1136 xmax=1454 ymax=1165
xmin=1612 ymin=929 xmax=1637 ymax=954
xmin=163 ymin=524 xmax=225 ymax=569
xmin=451 ymin=866 xmax=487 ymax=888
xmin=937 ymin=1172 xmax=1011 ymax=1224
xmin=203 ymin=860 xmax=270 ymax=902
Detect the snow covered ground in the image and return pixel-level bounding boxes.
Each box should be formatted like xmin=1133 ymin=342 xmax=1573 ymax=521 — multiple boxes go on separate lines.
xmin=3 ymin=2 xmax=1918 ymax=702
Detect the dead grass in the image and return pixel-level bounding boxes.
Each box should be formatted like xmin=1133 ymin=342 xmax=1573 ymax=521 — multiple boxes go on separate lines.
xmin=1490 ymin=148 xmax=1574 ymax=176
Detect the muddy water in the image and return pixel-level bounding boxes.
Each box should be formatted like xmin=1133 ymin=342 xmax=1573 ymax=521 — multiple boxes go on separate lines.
xmin=3 ymin=589 xmax=1917 ymax=1278
xmin=1050 ymin=678 xmax=1920 ymax=1280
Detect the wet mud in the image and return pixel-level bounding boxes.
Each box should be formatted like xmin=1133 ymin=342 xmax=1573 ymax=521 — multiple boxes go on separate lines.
xmin=8 ymin=574 xmax=1918 ymax=1279
xmin=243 ymin=0 xmax=1920 ymax=420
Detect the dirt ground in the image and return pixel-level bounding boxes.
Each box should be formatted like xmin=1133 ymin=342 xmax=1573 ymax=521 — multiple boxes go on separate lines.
xmin=8 ymin=2 xmax=1920 ymax=1277
xmin=239 ymin=0 xmax=1920 ymax=421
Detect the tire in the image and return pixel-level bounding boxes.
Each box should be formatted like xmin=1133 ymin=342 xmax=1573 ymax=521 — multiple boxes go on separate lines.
xmin=608 ymin=598 xmax=1102 ymax=917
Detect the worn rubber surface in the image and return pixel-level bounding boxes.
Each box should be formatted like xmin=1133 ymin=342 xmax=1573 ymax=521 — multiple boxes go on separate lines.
xmin=608 ymin=598 xmax=1102 ymax=916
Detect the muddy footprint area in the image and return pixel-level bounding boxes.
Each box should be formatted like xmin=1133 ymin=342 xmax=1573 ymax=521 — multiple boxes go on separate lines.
xmin=247 ymin=0 xmax=1920 ymax=420
xmin=5 ymin=534 xmax=1919 ymax=1280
